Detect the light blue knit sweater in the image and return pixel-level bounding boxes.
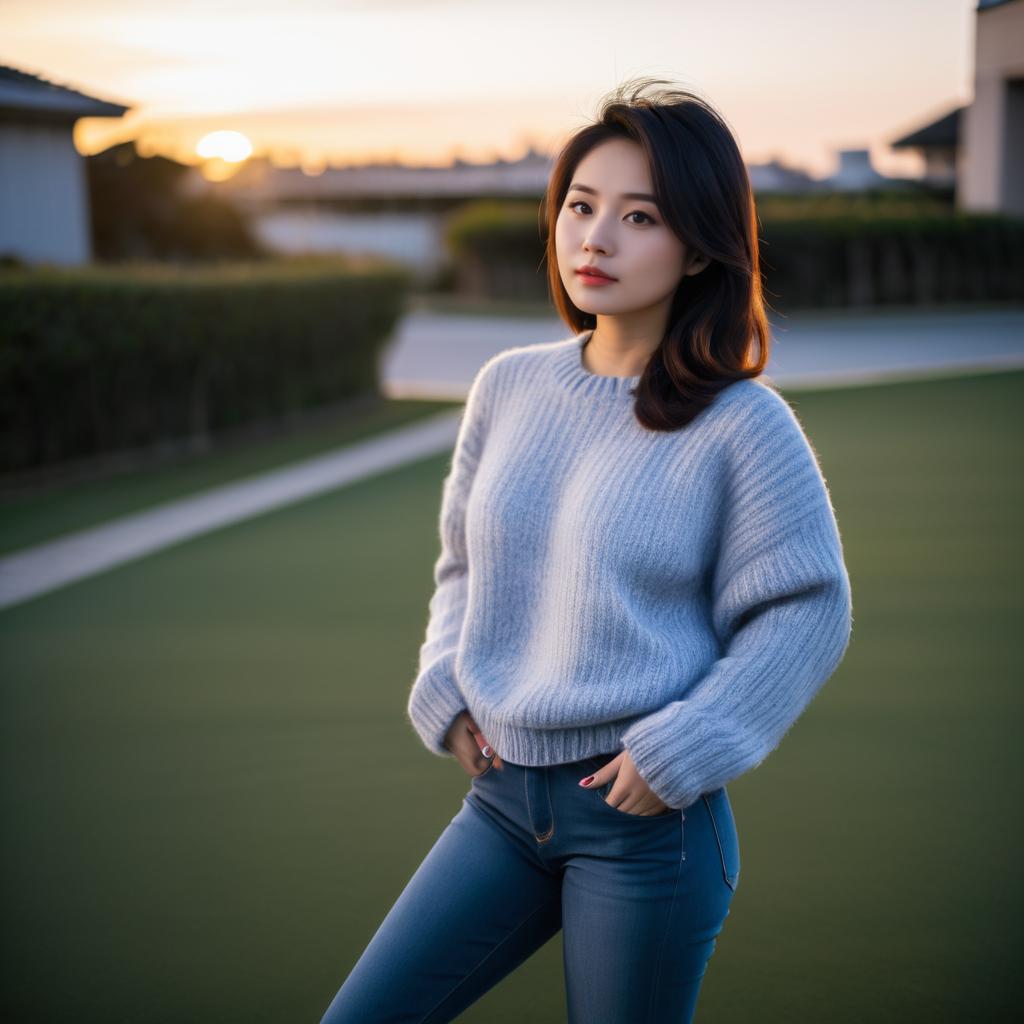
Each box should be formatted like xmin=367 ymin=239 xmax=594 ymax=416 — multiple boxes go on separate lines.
xmin=406 ymin=329 xmax=853 ymax=810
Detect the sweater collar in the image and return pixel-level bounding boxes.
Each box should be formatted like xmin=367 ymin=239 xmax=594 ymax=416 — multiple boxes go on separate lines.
xmin=552 ymin=329 xmax=642 ymax=400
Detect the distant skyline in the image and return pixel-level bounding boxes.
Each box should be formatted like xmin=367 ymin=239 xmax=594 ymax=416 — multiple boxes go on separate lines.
xmin=1 ymin=0 xmax=979 ymax=178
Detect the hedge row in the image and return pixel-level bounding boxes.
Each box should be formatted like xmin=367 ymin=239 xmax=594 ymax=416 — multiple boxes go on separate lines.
xmin=0 ymin=257 xmax=412 ymax=474
xmin=444 ymin=200 xmax=1024 ymax=308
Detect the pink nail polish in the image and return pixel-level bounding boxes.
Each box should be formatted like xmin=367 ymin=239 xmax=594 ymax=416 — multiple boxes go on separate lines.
xmin=579 ymin=775 xmax=594 ymax=787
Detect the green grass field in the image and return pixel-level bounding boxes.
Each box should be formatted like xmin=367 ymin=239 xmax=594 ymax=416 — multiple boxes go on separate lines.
xmin=0 ymin=397 xmax=462 ymax=557
xmin=1 ymin=370 xmax=1021 ymax=1023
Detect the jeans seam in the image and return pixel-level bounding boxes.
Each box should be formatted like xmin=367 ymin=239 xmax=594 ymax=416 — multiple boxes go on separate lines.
xmin=645 ymin=813 xmax=686 ymax=1024
xmin=702 ymin=792 xmax=737 ymax=891
xmin=538 ymin=767 xmax=555 ymax=843
xmin=524 ymin=767 xmax=556 ymax=844
xmin=417 ymin=899 xmax=556 ymax=1024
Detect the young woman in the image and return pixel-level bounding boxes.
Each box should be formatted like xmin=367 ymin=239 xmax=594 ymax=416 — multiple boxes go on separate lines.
xmin=320 ymin=78 xmax=852 ymax=1024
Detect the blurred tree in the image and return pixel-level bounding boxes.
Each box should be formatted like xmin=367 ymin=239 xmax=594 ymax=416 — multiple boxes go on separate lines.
xmin=86 ymin=142 xmax=270 ymax=263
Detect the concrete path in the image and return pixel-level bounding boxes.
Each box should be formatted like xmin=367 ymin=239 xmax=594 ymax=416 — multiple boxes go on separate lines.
xmin=382 ymin=307 xmax=1024 ymax=398
xmin=0 ymin=411 xmax=465 ymax=611
xmin=2 ymin=307 xmax=1022 ymax=611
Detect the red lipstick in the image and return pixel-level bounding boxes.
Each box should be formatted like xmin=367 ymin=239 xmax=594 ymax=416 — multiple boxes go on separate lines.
xmin=576 ymin=265 xmax=618 ymax=285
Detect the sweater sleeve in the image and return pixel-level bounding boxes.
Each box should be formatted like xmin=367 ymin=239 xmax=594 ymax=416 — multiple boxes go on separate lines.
xmin=405 ymin=357 xmax=498 ymax=757
xmin=620 ymin=382 xmax=854 ymax=810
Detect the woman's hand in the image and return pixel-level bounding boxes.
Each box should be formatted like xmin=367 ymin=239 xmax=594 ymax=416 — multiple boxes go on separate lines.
xmin=580 ymin=750 xmax=671 ymax=816
xmin=443 ymin=711 xmax=505 ymax=776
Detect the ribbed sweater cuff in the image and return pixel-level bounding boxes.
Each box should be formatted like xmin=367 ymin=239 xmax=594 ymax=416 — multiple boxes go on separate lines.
xmin=621 ymin=708 xmax=715 ymax=811
xmin=407 ymin=659 xmax=467 ymax=757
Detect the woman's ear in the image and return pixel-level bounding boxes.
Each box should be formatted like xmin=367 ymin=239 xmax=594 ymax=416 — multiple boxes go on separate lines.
xmin=685 ymin=251 xmax=711 ymax=276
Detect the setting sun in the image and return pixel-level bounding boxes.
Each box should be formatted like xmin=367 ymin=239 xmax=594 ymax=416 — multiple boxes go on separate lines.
xmin=196 ymin=130 xmax=253 ymax=163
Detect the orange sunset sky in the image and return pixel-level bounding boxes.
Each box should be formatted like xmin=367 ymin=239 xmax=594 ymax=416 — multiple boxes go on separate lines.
xmin=1 ymin=0 xmax=978 ymax=179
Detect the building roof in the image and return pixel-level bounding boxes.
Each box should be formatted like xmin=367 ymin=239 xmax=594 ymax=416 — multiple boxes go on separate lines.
xmin=890 ymin=106 xmax=963 ymax=149
xmin=0 ymin=65 xmax=131 ymax=120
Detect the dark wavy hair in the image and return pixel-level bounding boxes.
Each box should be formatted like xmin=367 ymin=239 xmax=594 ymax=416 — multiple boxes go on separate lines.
xmin=540 ymin=78 xmax=772 ymax=431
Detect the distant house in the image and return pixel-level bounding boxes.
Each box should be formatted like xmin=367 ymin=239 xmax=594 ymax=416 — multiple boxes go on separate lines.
xmin=891 ymin=0 xmax=1023 ymax=214
xmin=890 ymin=106 xmax=961 ymax=188
xmin=961 ymin=0 xmax=1024 ymax=214
xmin=183 ymin=149 xmax=557 ymax=284
xmin=819 ymin=149 xmax=892 ymax=192
xmin=0 ymin=65 xmax=130 ymax=266
xmin=745 ymin=158 xmax=817 ymax=193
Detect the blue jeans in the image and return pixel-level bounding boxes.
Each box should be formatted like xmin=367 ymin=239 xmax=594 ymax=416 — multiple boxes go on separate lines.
xmin=319 ymin=753 xmax=740 ymax=1024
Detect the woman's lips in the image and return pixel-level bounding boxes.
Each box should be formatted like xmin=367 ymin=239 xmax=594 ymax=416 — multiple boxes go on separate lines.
xmin=576 ymin=269 xmax=618 ymax=286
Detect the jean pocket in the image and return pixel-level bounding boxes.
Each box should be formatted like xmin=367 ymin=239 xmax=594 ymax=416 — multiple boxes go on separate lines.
xmin=593 ymin=779 xmax=676 ymax=819
xmin=580 ymin=754 xmax=613 ymax=774
xmin=702 ymin=787 xmax=740 ymax=890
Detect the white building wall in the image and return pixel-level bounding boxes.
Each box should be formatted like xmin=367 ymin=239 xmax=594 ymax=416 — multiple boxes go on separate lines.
xmin=0 ymin=121 xmax=92 ymax=265
xmin=959 ymin=0 xmax=1024 ymax=214
xmin=249 ymin=206 xmax=449 ymax=284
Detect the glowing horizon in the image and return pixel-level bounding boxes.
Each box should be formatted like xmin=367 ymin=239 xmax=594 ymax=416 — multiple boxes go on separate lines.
xmin=1 ymin=0 xmax=978 ymax=179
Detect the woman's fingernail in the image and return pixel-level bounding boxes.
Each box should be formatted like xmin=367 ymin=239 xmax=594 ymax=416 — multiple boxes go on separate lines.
xmin=579 ymin=776 xmax=594 ymax=787
xmin=482 ymin=745 xmax=493 ymax=757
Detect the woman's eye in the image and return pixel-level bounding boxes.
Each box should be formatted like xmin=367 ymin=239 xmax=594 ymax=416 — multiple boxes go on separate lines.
xmin=566 ymin=200 xmax=655 ymax=225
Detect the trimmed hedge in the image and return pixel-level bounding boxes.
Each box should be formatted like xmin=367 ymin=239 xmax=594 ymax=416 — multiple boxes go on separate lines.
xmin=757 ymin=214 xmax=1024 ymax=308
xmin=444 ymin=197 xmax=1024 ymax=308
xmin=0 ymin=256 xmax=412 ymax=473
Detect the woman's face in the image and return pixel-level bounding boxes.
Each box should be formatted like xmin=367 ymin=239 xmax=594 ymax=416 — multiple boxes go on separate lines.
xmin=555 ymin=137 xmax=699 ymax=322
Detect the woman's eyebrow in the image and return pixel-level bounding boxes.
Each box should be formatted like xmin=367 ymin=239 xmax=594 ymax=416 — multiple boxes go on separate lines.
xmin=567 ymin=182 xmax=659 ymax=203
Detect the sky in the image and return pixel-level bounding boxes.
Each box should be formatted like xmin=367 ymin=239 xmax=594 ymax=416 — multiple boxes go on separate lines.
xmin=0 ymin=0 xmax=980 ymax=179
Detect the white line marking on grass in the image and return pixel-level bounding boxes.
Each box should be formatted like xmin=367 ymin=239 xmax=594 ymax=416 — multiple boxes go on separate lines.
xmin=769 ymin=354 xmax=1024 ymax=390
xmin=2 ymin=355 xmax=1022 ymax=611
xmin=0 ymin=410 xmax=464 ymax=611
